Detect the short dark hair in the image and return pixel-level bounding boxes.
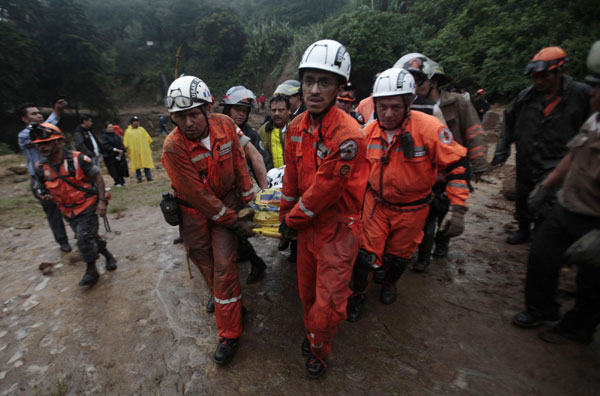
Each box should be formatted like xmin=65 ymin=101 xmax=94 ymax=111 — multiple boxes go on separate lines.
xmin=17 ymin=103 xmax=37 ymax=119
xmin=79 ymin=113 xmax=92 ymax=124
xmin=104 ymin=121 xmax=113 ymax=129
xmin=270 ymin=94 xmax=290 ymax=110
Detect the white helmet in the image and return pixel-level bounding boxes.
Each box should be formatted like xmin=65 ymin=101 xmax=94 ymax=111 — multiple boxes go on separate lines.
xmin=299 ymin=39 xmax=351 ymax=82
xmin=267 ymin=166 xmax=285 ymax=189
xmin=372 ymin=68 xmax=416 ymax=98
xmin=220 ymin=85 xmax=256 ymax=107
xmin=586 ymin=41 xmax=600 ymax=85
xmin=165 ymin=75 xmax=212 ymax=113
xmin=393 ymin=53 xmax=430 ymax=69
xmin=274 ymin=80 xmax=301 ymax=96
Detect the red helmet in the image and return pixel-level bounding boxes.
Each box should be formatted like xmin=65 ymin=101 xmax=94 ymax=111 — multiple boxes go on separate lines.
xmin=524 ymin=46 xmax=567 ymax=76
xmin=30 ymin=123 xmax=65 ymax=144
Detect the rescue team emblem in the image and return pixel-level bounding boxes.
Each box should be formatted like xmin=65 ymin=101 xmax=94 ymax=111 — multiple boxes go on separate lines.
xmin=339 ymin=139 xmax=358 ymax=160
xmin=440 ymin=128 xmax=453 ymax=144
xmin=339 ymin=164 xmax=351 ymax=176
xmin=44 ymin=169 xmax=51 ymax=178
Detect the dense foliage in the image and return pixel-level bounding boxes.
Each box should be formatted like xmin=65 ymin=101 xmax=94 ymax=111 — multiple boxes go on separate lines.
xmin=1 ymin=0 xmax=598 ymax=116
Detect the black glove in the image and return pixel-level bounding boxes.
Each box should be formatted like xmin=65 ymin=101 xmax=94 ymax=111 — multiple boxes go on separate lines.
xmin=528 ymin=184 xmax=555 ymax=218
xmin=279 ymin=218 xmax=297 ymax=240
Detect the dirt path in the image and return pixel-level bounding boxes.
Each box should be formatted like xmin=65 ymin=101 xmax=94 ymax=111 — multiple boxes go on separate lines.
xmin=0 ymin=125 xmax=599 ymax=395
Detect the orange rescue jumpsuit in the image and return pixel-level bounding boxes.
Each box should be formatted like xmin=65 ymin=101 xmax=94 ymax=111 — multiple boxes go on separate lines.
xmin=362 ymin=110 xmax=468 ymax=265
xmin=162 ymin=114 xmax=254 ymax=339
xmin=280 ymin=106 xmax=369 ymax=359
xmin=356 ymin=95 xmax=375 ymax=125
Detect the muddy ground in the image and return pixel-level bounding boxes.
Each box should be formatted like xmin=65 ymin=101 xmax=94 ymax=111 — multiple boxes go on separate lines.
xmin=0 ymin=110 xmax=599 ymax=396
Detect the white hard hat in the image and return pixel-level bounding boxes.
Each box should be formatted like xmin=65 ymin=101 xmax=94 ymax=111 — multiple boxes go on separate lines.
xmin=220 ymin=86 xmax=256 ymax=107
xmin=274 ymin=80 xmax=301 ymax=96
xmin=165 ymin=75 xmax=212 ymax=113
xmin=393 ymin=53 xmax=430 ymax=69
xmin=372 ymin=68 xmax=416 ymax=98
xmin=298 ymin=39 xmax=351 ymax=82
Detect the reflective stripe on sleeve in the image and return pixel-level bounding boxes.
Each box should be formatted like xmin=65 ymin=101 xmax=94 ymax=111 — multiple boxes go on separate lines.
xmin=240 ymin=189 xmax=254 ymax=197
xmin=191 ymin=152 xmax=212 ymax=162
xmin=211 ymin=206 xmax=227 ymax=221
xmin=368 ymin=144 xmax=383 ymax=150
xmin=447 ymin=182 xmax=470 ymax=189
xmin=291 ymin=136 xmax=302 ymax=143
xmin=281 ymin=193 xmax=299 ymax=202
xmin=213 ymin=294 xmax=242 ymax=305
xmin=299 ymin=197 xmax=316 ymax=218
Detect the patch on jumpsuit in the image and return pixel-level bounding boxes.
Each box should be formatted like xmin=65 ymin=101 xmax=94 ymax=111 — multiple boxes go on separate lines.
xmin=440 ymin=128 xmax=453 ymax=144
xmin=339 ymin=139 xmax=358 ymax=160
xmin=339 ymin=164 xmax=351 ymax=176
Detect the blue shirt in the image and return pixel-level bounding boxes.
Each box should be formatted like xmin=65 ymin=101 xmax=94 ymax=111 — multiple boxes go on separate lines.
xmin=18 ymin=112 xmax=60 ymax=175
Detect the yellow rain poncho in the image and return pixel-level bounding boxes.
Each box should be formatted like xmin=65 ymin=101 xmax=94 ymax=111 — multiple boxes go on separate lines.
xmin=123 ymin=126 xmax=154 ymax=171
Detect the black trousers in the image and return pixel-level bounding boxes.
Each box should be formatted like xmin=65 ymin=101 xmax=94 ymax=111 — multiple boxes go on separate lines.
xmin=105 ymin=156 xmax=128 ymax=185
xmin=67 ymin=204 xmax=107 ymax=263
xmin=526 ymin=204 xmax=600 ymax=335
xmin=30 ymin=178 xmax=68 ymax=245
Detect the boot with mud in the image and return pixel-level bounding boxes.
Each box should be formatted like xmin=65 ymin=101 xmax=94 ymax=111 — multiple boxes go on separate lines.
xmin=246 ymin=254 xmax=267 ymax=284
xmin=213 ymin=337 xmax=238 ymax=365
xmin=301 ymin=337 xmax=311 ymax=356
xmin=346 ymin=292 xmax=366 ymax=322
xmin=100 ymin=247 xmax=117 ymax=271
xmin=413 ymin=257 xmax=431 ymax=272
xmin=206 ymin=295 xmax=215 ymax=313
xmin=507 ymin=221 xmax=530 ymax=245
xmin=305 ymin=353 xmax=326 ymax=379
xmin=79 ymin=261 xmax=99 ymax=287
xmin=380 ymin=256 xmax=411 ymax=304
xmin=432 ymin=234 xmax=450 ymax=257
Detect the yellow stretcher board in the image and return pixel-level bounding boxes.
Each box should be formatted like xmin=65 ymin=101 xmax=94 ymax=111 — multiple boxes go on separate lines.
xmin=250 ymin=188 xmax=282 ymax=239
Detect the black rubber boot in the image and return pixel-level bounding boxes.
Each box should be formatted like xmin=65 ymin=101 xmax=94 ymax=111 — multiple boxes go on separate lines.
xmin=213 ymin=337 xmax=238 ymax=365
xmin=288 ymin=240 xmax=297 ymax=263
xmin=206 ymin=295 xmax=215 ymax=313
xmin=79 ymin=262 xmax=99 ymax=287
xmin=246 ymin=254 xmax=267 ymax=284
xmin=346 ymin=292 xmax=366 ymax=322
xmin=432 ymin=234 xmax=450 ymax=257
xmin=380 ymin=256 xmax=411 ymax=305
xmin=278 ymin=238 xmax=290 ymax=251
xmin=305 ymin=353 xmax=326 ymax=379
xmin=507 ymin=222 xmax=530 ymax=245
xmin=412 ymin=257 xmax=431 ymax=272
xmin=100 ymin=247 xmax=117 ymax=271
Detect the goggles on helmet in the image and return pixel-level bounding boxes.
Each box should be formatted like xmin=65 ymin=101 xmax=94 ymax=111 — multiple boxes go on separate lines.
xmin=30 ymin=123 xmax=64 ymax=142
xmin=164 ymin=95 xmax=204 ymax=110
xmin=524 ymin=59 xmax=564 ymax=76
xmin=337 ymin=90 xmax=356 ymax=101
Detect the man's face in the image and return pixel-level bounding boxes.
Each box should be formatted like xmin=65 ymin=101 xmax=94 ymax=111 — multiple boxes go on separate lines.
xmin=22 ymin=107 xmax=43 ymax=124
xmin=36 ymin=139 xmax=62 ymax=158
xmin=591 ymin=84 xmax=600 ymax=113
xmin=82 ymin=118 xmax=93 ymax=129
xmin=532 ymin=70 xmax=561 ymax=96
xmin=131 ymin=120 xmax=140 ymax=128
xmin=302 ymin=70 xmax=343 ymax=115
xmin=229 ymin=105 xmax=249 ymax=127
xmin=105 ymin=124 xmax=114 ymax=133
xmin=289 ymin=94 xmax=302 ymax=112
xmin=172 ymin=107 xmax=208 ymax=140
xmin=336 ymin=99 xmax=352 ymax=113
xmin=270 ymin=101 xmax=290 ymax=129
xmin=375 ymin=95 xmax=406 ymax=131
xmin=414 ymin=76 xmax=432 ymax=98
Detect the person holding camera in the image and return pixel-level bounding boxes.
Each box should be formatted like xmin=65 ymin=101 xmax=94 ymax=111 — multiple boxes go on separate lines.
xmin=17 ymin=99 xmax=71 ymax=252
xmin=31 ymin=123 xmax=117 ymax=288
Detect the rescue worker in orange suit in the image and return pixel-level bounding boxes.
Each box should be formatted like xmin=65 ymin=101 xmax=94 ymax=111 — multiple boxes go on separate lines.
xmin=279 ymin=39 xmax=368 ymax=379
xmin=394 ymin=55 xmax=486 ymax=269
xmin=161 ymin=75 xmax=256 ymax=366
xmin=346 ymin=68 xmax=470 ymax=322
xmin=31 ymin=123 xmax=116 ymax=288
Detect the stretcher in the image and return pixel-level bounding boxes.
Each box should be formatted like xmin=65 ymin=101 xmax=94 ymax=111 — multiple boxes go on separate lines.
xmin=250 ymin=188 xmax=282 ymax=238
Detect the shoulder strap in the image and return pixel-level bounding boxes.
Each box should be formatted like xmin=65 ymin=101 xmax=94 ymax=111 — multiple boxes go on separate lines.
xmin=47 ymin=154 xmax=98 ymax=195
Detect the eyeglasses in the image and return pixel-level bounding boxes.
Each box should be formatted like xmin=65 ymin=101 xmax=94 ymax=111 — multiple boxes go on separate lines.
xmin=165 ymin=95 xmax=203 ymax=110
xmin=302 ymin=77 xmax=335 ymax=89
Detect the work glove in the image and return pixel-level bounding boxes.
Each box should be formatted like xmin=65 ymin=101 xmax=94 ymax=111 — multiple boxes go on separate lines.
xmin=527 ymin=183 xmax=555 ymax=219
xmin=438 ymin=205 xmax=467 ymax=238
xmin=564 ymin=229 xmax=600 ymax=269
xmin=279 ymin=218 xmax=297 ymax=240
xmin=227 ymin=207 xmax=260 ymax=239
